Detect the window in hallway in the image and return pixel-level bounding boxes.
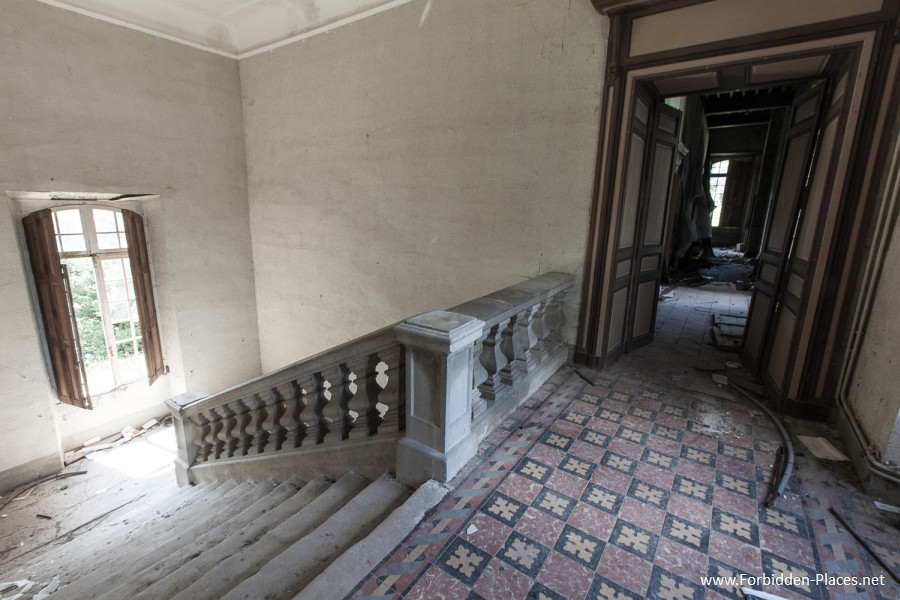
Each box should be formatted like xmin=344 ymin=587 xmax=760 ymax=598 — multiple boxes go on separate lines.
xmin=708 ymin=159 xmax=730 ymax=227
xmin=23 ymin=205 xmax=164 ymax=408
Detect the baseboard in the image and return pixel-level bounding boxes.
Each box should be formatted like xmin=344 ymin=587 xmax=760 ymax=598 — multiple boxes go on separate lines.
xmin=0 ymin=452 xmax=64 ymax=495
xmin=835 ymin=395 xmax=900 ymax=504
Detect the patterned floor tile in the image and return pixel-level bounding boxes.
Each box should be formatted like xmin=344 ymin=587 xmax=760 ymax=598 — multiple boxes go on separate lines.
xmin=662 ymin=513 xmax=710 ymax=554
xmin=673 ymin=474 xmax=713 ymax=503
xmin=627 ymin=478 xmax=670 ymax=510
xmin=587 ymin=575 xmax=642 ymax=600
xmin=601 ymin=450 xmax=637 ymax=475
xmin=481 ymin=490 xmax=527 ymax=527
xmin=648 ymin=565 xmax=704 ymax=600
xmin=437 ymin=538 xmax=492 ymax=586
xmin=712 ymin=507 xmax=760 ymax=546
xmin=347 ymin=313 xmax=885 ymax=600
xmin=555 ymin=524 xmax=605 ymax=569
xmin=515 ymin=458 xmax=553 ymax=485
xmin=582 ymin=482 xmax=624 ymax=515
xmin=498 ymin=531 xmax=549 ymax=577
xmin=537 ymin=552 xmax=595 ymax=599
xmin=532 ymin=488 xmax=576 ymax=521
xmin=609 ymin=519 xmax=659 ymax=562
xmin=578 ymin=428 xmax=610 ymax=448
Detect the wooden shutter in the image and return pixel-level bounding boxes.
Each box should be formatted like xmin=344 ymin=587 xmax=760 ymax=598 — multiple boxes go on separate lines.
xmin=122 ymin=210 xmax=165 ymax=385
xmin=22 ymin=209 xmax=91 ymax=408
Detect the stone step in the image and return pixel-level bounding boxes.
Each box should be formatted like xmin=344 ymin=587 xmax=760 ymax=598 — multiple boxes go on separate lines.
xmin=0 ymin=479 xmax=215 ymax=581
xmin=124 ymin=475 xmax=330 ymax=600
xmin=57 ymin=479 xmax=268 ymax=599
xmin=295 ymin=479 xmax=449 ymax=600
xmin=222 ymin=474 xmax=412 ymax=600
xmin=168 ymin=472 xmax=371 ymax=600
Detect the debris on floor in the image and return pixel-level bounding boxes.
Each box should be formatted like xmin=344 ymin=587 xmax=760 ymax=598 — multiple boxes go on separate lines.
xmin=797 ymin=435 xmax=851 ymax=461
xmin=711 ymin=312 xmax=746 ymax=348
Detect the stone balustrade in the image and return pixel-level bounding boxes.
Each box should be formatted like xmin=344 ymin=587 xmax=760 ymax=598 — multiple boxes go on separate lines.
xmin=167 ymin=273 xmax=573 ymax=487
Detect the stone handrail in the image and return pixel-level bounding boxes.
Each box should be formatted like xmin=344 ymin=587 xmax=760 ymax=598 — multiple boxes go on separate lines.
xmin=166 ymin=326 xmax=404 ymax=485
xmin=167 ymin=273 xmax=573 ymax=487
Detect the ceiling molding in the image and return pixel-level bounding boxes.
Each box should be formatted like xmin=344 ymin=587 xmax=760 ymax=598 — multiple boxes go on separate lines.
xmin=36 ymin=0 xmax=420 ymax=60
xmin=37 ymin=0 xmax=237 ymax=57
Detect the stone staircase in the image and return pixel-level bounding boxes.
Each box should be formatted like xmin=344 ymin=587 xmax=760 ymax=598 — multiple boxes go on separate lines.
xmin=0 ymin=473 xmax=446 ymax=600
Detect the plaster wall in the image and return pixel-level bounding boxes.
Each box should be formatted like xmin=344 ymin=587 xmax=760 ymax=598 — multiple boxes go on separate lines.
xmin=848 ymin=211 xmax=900 ymax=466
xmin=0 ymin=0 xmax=260 ymax=490
xmin=241 ymin=0 xmax=607 ymax=370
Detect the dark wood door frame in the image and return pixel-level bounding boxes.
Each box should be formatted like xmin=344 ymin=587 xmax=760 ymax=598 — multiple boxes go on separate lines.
xmin=576 ymin=3 xmax=899 ymax=419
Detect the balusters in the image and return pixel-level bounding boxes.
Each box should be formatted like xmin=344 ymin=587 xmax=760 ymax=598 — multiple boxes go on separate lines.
xmin=268 ymin=385 xmax=288 ymax=451
xmin=247 ymin=393 xmax=269 ymax=454
xmin=471 ymin=335 xmax=489 ymax=418
xmin=514 ymin=305 xmax=538 ymax=374
xmin=335 ymin=362 xmax=357 ymax=440
xmin=207 ymin=408 xmax=224 ymax=459
xmin=479 ymin=319 xmax=510 ymax=401
xmin=530 ymin=300 xmax=548 ymax=363
xmin=499 ymin=314 xmax=528 ymax=386
xmin=236 ymin=398 xmax=253 ymax=456
xmin=287 ymin=380 xmax=308 ymax=448
xmin=376 ymin=346 xmax=403 ymax=433
xmin=310 ymin=372 xmax=331 ymax=444
xmin=219 ymin=403 xmax=237 ymax=458
xmin=191 ymin=413 xmax=212 ymax=463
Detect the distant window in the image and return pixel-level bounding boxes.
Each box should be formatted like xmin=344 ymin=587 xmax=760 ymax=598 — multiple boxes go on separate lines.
xmin=708 ymin=159 xmax=730 ymax=227
xmin=23 ymin=206 xmax=164 ymax=408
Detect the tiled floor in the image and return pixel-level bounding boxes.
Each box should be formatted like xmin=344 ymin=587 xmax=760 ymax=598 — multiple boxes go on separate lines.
xmin=350 ymin=286 xmax=900 ymax=600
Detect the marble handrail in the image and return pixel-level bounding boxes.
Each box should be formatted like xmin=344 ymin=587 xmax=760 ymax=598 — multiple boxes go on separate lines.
xmin=167 ymin=273 xmax=573 ymax=487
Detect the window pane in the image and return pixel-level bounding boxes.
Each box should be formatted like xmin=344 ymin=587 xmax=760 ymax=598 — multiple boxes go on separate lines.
xmin=109 ymin=301 xmax=130 ymax=323
xmin=120 ymin=232 xmax=128 ymax=248
xmin=710 ymin=159 xmax=730 ymax=175
xmin=93 ymin=209 xmax=117 ymax=233
xmin=116 ymin=341 xmax=136 ymax=358
xmin=117 ymin=352 xmax=145 ymax=383
xmin=63 ymin=258 xmax=109 ymax=366
xmin=126 ymin=279 xmax=135 ymax=299
xmin=115 ymin=211 xmax=124 ymax=230
xmin=113 ymin=321 xmax=133 ymax=341
xmin=60 ymin=234 xmax=87 ymax=252
xmin=55 ymin=209 xmax=83 ymax=234
xmin=106 ymin=279 xmax=126 ymax=302
xmin=97 ymin=233 xmax=121 ymax=250
xmin=102 ymin=259 xmax=125 ymax=282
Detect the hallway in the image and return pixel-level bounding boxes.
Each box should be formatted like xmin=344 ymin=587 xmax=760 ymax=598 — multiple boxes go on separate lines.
xmin=351 ymin=286 xmax=900 ymax=600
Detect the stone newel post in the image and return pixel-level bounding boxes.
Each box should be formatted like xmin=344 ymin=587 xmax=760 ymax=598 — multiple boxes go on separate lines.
xmin=165 ymin=391 xmax=207 ymax=486
xmin=394 ymin=311 xmax=485 ymax=487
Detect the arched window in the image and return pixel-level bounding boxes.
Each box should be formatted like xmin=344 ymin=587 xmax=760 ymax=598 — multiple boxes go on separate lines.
xmin=23 ymin=206 xmax=164 ymax=408
xmin=708 ymin=159 xmax=730 ymax=227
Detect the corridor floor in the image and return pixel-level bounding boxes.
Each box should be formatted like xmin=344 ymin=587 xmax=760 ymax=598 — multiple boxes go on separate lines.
xmin=350 ymin=285 xmax=900 ymax=600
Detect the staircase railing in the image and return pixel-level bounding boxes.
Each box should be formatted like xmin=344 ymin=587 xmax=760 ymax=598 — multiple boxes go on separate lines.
xmin=167 ymin=273 xmax=573 ymax=487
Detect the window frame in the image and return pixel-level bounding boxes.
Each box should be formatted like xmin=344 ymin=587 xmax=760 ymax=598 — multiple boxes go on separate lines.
xmin=22 ymin=206 xmax=164 ymax=409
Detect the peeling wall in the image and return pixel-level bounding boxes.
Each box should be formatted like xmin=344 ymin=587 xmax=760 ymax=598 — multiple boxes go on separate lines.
xmin=0 ymin=0 xmax=261 ymax=490
xmin=241 ymin=0 xmax=607 ymax=370
xmin=848 ymin=212 xmax=900 ymax=465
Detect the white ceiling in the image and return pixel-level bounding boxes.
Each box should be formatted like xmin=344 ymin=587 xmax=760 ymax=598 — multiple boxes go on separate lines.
xmin=38 ymin=0 xmax=415 ymax=58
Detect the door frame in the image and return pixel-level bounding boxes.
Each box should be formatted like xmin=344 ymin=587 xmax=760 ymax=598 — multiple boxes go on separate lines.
xmin=576 ymin=1 xmax=897 ymax=416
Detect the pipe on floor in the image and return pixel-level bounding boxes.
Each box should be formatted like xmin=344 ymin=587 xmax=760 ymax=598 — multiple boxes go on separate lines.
xmin=729 ymin=382 xmax=794 ymax=507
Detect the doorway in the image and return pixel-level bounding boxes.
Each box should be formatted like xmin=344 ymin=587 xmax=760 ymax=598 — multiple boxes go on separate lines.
xmin=577 ymin=20 xmax=884 ymax=417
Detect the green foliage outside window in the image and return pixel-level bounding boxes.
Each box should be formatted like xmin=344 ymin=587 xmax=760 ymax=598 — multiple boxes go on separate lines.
xmin=64 ymin=259 xmax=109 ymax=366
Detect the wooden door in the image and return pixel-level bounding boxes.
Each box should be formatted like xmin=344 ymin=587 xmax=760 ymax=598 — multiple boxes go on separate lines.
xmin=604 ymin=85 xmax=681 ymax=358
xmin=627 ymin=103 xmax=681 ymax=350
xmin=742 ymin=84 xmax=825 ymax=376
xmin=604 ymin=86 xmax=653 ymax=359
xmin=769 ymin=57 xmax=855 ymax=403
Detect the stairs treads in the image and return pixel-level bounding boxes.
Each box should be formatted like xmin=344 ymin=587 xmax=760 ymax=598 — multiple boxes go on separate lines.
xmin=104 ymin=476 xmax=304 ymax=599
xmin=295 ymin=479 xmax=449 ymax=600
xmin=130 ymin=475 xmax=332 ymax=600
xmin=221 ymin=474 xmax=412 ymax=600
xmin=169 ymin=472 xmax=370 ymax=600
